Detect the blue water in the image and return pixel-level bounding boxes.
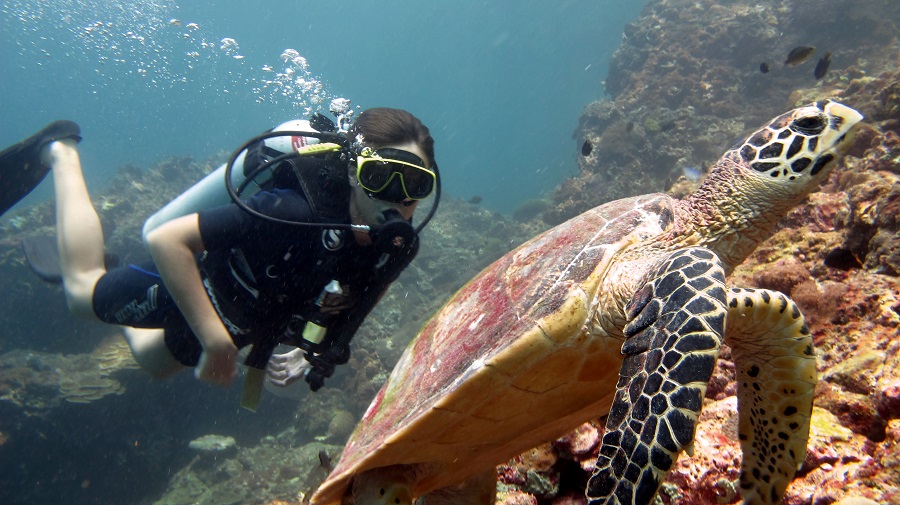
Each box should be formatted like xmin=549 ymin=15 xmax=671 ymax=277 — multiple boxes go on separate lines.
xmin=0 ymin=0 xmax=645 ymax=214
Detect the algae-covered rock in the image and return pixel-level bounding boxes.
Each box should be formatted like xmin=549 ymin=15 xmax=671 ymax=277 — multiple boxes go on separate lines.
xmin=189 ymin=434 xmax=238 ymax=453
xmin=511 ymin=198 xmax=551 ymax=222
xmin=155 ymin=439 xmax=341 ymax=505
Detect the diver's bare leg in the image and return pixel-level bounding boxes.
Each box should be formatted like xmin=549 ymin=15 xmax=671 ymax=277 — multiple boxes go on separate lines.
xmin=45 ymin=141 xmax=186 ymax=378
xmin=44 ymin=139 xmax=106 ymax=319
xmin=122 ymin=327 xmax=186 ymax=378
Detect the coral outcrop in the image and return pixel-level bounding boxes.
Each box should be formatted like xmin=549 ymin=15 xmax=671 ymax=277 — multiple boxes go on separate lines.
xmin=552 ymin=0 xmax=899 ymax=226
xmin=154 ymin=437 xmax=340 ymax=505
xmin=0 ymin=336 xmax=138 ymax=412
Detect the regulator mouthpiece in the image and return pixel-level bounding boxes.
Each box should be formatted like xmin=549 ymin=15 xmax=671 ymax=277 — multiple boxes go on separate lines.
xmin=371 ymin=209 xmax=416 ymax=255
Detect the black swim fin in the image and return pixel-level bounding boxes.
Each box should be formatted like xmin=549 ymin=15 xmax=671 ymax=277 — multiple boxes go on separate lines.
xmin=0 ymin=120 xmax=81 ymax=217
xmin=21 ymin=235 xmax=120 ymax=284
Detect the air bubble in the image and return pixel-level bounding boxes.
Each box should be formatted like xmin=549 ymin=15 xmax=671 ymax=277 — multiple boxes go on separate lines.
xmin=4 ymin=0 xmax=338 ymax=117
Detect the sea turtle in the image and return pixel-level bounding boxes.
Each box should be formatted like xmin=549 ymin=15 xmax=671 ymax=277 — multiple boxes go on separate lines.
xmin=311 ymin=100 xmax=863 ymax=505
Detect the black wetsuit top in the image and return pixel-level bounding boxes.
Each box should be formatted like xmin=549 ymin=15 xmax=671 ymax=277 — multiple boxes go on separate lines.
xmin=92 ymin=186 xmax=417 ymax=374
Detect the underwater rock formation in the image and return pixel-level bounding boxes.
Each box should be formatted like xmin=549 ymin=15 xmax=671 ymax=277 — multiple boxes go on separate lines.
xmin=554 ymin=0 xmax=899 ymax=225
xmin=154 ymin=437 xmax=340 ymax=505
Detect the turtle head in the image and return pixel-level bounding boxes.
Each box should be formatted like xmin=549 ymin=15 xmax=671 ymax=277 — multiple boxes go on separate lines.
xmin=686 ymin=101 xmax=863 ymax=269
xmin=732 ymin=99 xmax=863 ymax=194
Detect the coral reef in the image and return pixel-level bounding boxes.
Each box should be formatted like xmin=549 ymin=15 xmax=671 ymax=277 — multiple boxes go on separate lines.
xmin=153 ymin=437 xmax=341 ymax=505
xmin=0 ymin=336 xmax=138 ymax=413
xmin=552 ymin=0 xmax=900 ymax=225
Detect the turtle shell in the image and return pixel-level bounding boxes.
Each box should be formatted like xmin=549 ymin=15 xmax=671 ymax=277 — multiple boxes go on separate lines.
xmin=313 ymin=193 xmax=678 ymax=504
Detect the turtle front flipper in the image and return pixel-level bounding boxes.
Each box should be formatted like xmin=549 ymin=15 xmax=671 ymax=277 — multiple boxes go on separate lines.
xmin=726 ymin=288 xmax=816 ymax=505
xmin=587 ymin=247 xmax=727 ymax=505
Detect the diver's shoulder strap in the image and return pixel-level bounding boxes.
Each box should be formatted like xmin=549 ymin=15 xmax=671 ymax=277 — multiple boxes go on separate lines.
xmin=287 ymin=155 xmax=351 ymax=223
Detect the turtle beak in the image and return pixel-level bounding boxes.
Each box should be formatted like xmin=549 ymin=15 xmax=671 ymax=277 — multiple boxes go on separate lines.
xmin=821 ymin=100 xmax=864 ymax=155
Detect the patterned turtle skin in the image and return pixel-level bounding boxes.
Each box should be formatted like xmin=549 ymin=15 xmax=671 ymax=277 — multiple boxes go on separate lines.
xmin=311 ymin=100 xmax=863 ymax=505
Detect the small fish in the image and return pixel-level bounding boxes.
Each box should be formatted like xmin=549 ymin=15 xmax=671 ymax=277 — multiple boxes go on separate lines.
xmin=581 ymin=139 xmax=593 ymax=156
xmin=759 ymin=62 xmax=770 ymax=74
xmin=814 ymin=52 xmax=831 ymax=80
xmin=468 ymin=195 xmax=483 ymax=205
xmin=784 ymin=46 xmax=816 ymax=67
xmin=625 ymin=121 xmax=635 ymax=133
xmin=318 ymin=450 xmax=333 ymax=472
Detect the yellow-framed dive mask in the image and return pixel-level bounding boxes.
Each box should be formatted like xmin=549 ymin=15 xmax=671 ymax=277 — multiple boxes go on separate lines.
xmin=355 ymin=146 xmax=436 ymax=202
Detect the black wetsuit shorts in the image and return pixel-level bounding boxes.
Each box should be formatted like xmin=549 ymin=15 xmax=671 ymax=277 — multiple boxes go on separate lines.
xmin=91 ymin=262 xmax=245 ymax=366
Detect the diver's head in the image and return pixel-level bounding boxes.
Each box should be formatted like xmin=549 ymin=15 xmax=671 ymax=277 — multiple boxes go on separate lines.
xmin=345 ymin=109 xmax=437 ymax=239
xmin=348 ymin=140 xmax=433 ymax=245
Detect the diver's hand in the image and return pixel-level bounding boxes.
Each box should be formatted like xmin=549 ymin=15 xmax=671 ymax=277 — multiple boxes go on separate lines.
xmin=195 ymin=339 xmax=238 ymax=387
xmin=266 ymin=348 xmax=312 ymax=387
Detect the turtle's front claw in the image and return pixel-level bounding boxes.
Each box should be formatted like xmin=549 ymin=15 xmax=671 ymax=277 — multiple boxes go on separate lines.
xmin=624 ymin=283 xmax=654 ymax=320
xmin=622 ymin=296 xmax=662 ymax=341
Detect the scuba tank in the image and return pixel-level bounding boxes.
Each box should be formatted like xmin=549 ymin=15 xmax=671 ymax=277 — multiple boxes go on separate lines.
xmin=141 ymin=119 xmax=325 ymax=243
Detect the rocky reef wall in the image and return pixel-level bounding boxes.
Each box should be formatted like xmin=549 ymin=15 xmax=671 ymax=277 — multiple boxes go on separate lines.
xmin=552 ymin=0 xmax=899 ymax=226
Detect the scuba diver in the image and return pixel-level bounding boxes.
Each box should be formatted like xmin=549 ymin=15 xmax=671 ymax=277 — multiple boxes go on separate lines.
xmin=0 ymin=107 xmax=440 ymax=409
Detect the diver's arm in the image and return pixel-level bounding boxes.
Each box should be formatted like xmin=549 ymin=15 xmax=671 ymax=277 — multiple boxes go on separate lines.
xmin=145 ymin=214 xmax=238 ymax=386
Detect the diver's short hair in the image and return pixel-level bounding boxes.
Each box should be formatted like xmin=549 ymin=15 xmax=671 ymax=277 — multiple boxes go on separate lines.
xmin=348 ymin=108 xmax=435 ymax=168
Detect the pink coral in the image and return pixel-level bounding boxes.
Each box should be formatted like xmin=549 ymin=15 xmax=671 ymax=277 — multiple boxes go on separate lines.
xmin=553 ymin=422 xmax=600 ymax=457
xmin=498 ymin=490 xmax=539 ymax=505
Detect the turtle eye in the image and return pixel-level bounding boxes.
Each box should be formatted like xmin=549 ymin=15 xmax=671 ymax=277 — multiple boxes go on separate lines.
xmin=790 ymin=114 xmax=826 ymax=136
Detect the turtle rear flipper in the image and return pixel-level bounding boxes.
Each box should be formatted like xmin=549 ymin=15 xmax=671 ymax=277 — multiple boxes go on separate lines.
xmin=726 ymin=288 xmax=816 ymax=505
xmin=588 ymin=247 xmax=728 ymax=505
xmin=345 ymin=466 xmax=415 ymax=505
